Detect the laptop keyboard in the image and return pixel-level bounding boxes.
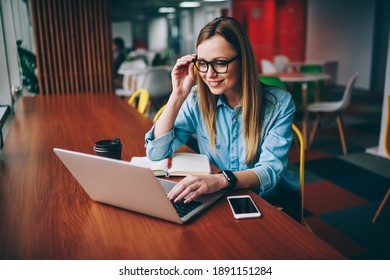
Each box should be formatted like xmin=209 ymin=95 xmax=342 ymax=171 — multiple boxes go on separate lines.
xmin=171 ymin=200 xmax=203 ymax=218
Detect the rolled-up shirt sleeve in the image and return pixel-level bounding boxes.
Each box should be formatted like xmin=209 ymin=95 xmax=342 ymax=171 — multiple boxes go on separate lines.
xmin=145 ymin=93 xmax=198 ymax=161
xmin=250 ymin=92 xmax=296 ymax=197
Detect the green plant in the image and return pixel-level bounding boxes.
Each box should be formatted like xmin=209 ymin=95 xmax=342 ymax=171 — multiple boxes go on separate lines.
xmin=17 ymin=40 xmax=39 ymax=94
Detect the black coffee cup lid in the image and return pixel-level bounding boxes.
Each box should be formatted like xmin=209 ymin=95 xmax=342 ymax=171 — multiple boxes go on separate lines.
xmin=94 ymin=138 xmax=122 ymax=149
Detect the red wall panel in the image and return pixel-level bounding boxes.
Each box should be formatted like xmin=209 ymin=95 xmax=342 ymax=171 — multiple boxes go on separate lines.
xmin=232 ymin=0 xmax=306 ymax=67
xmin=275 ymin=0 xmax=306 ymax=61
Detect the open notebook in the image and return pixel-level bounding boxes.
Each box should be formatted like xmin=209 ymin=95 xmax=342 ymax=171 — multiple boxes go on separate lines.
xmin=130 ymin=153 xmax=211 ymax=177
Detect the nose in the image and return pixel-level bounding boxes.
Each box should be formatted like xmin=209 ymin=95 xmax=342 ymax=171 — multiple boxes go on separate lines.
xmin=205 ymin=65 xmax=217 ymax=78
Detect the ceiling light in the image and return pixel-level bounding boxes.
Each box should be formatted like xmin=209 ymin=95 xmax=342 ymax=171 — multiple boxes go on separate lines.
xmin=158 ymin=7 xmax=176 ymax=13
xmin=179 ymin=2 xmax=201 ymax=8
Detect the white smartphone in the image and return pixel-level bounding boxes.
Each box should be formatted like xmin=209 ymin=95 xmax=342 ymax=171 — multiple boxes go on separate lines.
xmin=227 ymin=195 xmax=262 ymax=219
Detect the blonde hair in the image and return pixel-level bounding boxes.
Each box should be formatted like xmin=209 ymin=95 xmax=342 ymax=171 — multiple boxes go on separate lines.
xmin=196 ymin=16 xmax=263 ymax=164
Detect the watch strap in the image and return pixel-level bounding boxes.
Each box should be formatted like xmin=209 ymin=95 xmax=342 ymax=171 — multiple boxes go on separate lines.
xmin=219 ymin=170 xmax=237 ymax=190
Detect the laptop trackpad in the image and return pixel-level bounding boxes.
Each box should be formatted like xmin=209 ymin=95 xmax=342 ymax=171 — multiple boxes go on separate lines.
xmin=157 ymin=178 xmax=177 ymax=193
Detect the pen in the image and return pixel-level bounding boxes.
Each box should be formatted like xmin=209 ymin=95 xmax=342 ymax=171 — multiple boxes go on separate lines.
xmin=167 ymin=156 xmax=172 ymax=169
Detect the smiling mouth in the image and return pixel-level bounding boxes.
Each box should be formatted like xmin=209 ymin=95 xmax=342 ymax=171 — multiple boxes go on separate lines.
xmin=208 ymin=81 xmax=223 ymax=87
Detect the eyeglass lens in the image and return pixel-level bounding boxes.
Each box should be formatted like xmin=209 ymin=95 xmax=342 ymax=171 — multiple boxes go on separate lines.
xmin=195 ymin=60 xmax=229 ymax=73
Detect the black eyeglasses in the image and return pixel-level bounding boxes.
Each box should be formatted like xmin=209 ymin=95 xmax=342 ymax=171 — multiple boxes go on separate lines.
xmin=193 ymin=55 xmax=240 ymax=74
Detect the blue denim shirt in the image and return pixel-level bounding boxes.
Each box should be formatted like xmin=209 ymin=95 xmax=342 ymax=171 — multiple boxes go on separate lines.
xmin=145 ymin=85 xmax=299 ymax=198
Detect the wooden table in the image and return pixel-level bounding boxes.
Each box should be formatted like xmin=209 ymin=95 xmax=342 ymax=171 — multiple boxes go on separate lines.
xmin=262 ymin=73 xmax=331 ymax=148
xmin=0 ymin=94 xmax=344 ymax=260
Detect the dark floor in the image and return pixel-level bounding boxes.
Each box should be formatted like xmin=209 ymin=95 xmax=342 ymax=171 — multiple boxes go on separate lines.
xmin=289 ymin=86 xmax=390 ymax=260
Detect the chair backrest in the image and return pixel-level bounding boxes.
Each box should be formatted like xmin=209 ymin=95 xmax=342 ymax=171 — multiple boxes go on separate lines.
xmin=137 ymin=67 xmax=172 ymax=98
xmin=273 ymin=55 xmax=290 ymax=72
xmin=153 ymin=104 xmax=166 ymax=123
xmin=260 ymin=59 xmax=277 ymax=74
xmin=259 ymin=76 xmax=286 ymax=90
xmin=299 ymin=64 xmax=322 ymax=73
xmin=128 ymin=88 xmax=150 ymax=114
xmin=292 ymin=123 xmax=305 ymax=223
xmin=339 ymin=72 xmax=359 ymax=111
xmin=384 ymin=95 xmax=390 ymax=159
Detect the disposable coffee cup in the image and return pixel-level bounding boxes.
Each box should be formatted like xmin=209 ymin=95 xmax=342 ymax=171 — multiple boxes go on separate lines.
xmin=94 ymin=138 xmax=122 ymax=160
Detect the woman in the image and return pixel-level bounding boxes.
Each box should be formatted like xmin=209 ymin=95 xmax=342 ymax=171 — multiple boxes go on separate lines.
xmin=112 ymin=37 xmax=127 ymax=77
xmin=145 ymin=17 xmax=300 ymax=220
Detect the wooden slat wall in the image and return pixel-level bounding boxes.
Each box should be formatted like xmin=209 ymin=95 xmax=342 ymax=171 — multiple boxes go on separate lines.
xmin=30 ymin=0 xmax=113 ymax=94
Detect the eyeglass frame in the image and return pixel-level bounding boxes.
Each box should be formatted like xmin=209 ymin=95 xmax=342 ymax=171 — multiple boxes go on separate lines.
xmin=192 ymin=54 xmax=241 ymax=74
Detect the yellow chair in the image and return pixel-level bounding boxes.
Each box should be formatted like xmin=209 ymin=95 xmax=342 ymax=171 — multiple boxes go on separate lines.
xmin=128 ymin=88 xmax=150 ymax=114
xmin=153 ymin=104 xmax=166 ymax=123
xmin=292 ymin=123 xmax=312 ymax=230
xmin=372 ymin=95 xmax=390 ymax=223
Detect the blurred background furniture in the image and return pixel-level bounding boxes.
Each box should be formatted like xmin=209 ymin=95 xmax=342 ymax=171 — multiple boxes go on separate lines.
xmin=153 ymin=104 xmax=166 ymax=123
xmin=137 ymin=66 xmax=172 ymax=113
xmin=274 ymin=55 xmax=290 ymax=72
xmin=373 ymin=188 xmax=390 ymax=223
xmin=116 ymin=58 xmax=148 ymax=97
xmin=372 ymin=94 xmax=390 ymax=223
xmin=307 ymin=72 xmax=359 ymax=155
xmin=292 ymin=123 xmax=312 ymax=231
xmin=294 ymin=64 xmax=324 ymax=103
xmin=259 ymin=75 xmax=286 ymax=90
xmin=300 ymin=64 xmax=322 ymax=73
xmin=127 ymin=88 xmax=150 ymax=114
xmin=288 ymin=61 xmax=326 ymax=72
xmin=128 ymin=48 xmax=155 ymax=66
xmin=260 ymin=59 xmax=277 ymax=74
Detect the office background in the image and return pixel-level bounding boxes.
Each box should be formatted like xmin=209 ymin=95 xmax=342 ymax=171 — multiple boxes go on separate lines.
xmin=1 ymin=0 xmax=389 ymax=259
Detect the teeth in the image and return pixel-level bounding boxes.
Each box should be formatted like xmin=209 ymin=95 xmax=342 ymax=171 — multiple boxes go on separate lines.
xmin=209 ymin=81 xmax=220 ymax=86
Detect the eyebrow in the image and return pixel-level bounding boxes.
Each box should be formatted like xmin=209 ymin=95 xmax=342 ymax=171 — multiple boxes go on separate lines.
xmin=196 ymin=57 xmax=233 ymax=61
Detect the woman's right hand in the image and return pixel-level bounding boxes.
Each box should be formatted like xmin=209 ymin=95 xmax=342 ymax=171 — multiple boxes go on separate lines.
xmin=171 ymin=54 xmax=197 ymax=99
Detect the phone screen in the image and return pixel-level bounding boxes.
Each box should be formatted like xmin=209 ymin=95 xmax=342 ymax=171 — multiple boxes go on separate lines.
xmin=229 ymin=197 xmax=259 ymax=214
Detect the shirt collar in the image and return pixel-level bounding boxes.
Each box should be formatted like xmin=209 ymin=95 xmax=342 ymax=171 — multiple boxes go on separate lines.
xmin=216 ymin=95 xmax=226 ymax=107
xmin=217 ymin=95 xmax=242 ymax=111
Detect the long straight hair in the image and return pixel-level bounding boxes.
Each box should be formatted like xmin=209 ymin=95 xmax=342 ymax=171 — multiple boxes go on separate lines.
xmin=196 ymin=16 xmax=263 ymax=164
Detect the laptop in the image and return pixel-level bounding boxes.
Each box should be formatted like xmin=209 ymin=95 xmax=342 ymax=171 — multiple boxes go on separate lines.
xmin=53 ymin=148 xmax=225 ymax=224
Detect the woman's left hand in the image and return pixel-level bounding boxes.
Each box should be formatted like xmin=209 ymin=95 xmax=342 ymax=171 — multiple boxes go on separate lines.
xmin=167 ymin=174 xmax=229 ymax=203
